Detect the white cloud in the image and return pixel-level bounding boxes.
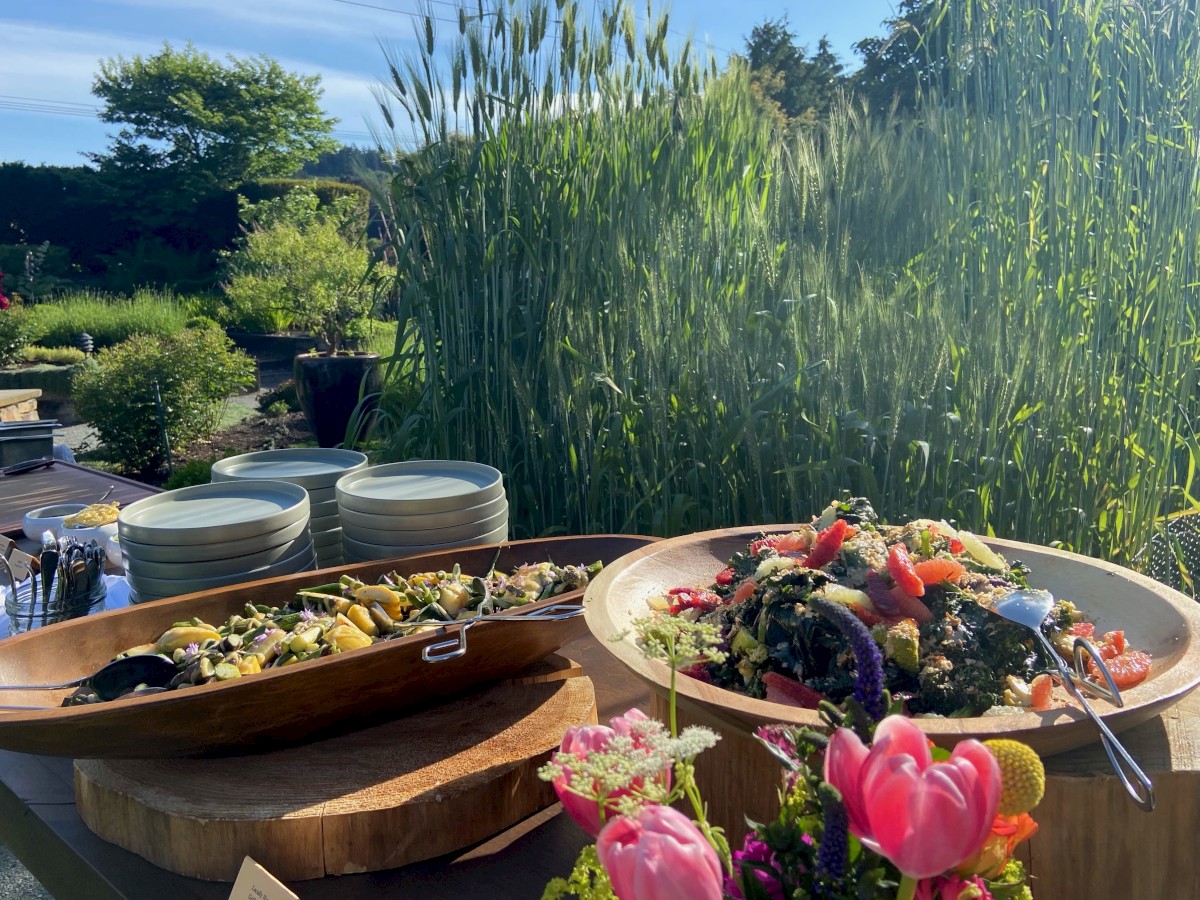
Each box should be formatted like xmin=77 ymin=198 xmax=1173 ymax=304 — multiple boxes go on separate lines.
xmin=0 ymin=22 xmax=147 ymax=104
xmin=104 ymin=0 xmax=441 ymax=44
xmin=0 ymin=20 xmax=394 ymax=143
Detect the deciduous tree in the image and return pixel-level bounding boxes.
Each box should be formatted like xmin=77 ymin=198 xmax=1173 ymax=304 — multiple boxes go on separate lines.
xmin=89 ymin=43 xmax=338 ymax=194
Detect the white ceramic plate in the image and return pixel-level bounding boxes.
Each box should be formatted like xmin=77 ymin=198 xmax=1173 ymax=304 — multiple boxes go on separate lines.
xmin=210 ymin=478 xmax=336 ymax=505
xmin=314 ymin=550 xmax=344 ymax=568
xmin=121 ymin=535 xmax=314 ymax=580
xmin=309 ymin=498 xmax=340 ymax=519
xmin=311 ymin=528 xmax=342 ymax=549
xmin=341 ymin=523 xmax=508 ymax=560
xmin=116 ymin=517 xmax=310 ymax=563
xmin=210 ymin=449 xmax=368 ymax=490
xmin=341 ymin=506 xmax=508 ymax=547
xmin=336 ymin=494 xmax=509 ymax=533
xmin=118 ymin=481 xmax=310 ymax=546
xmin=308 ymin=512 xmax=341 ymax=534
xmin=305 ymin=486 xmax=337 ymax=505
xmin=23 ymin=503 xmax=88 ymax=541
xmin=335 ymin=461 xmax=503 ymax=516
xmin=124 ymin=543 xmax=316 ymax=597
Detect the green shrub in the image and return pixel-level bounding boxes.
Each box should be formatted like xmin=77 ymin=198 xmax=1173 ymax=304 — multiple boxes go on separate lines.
xmin=29 ymin=289 xmax=196 ymax=349
xmin=0 ymin=308 xmax=45 ymax=366
xmin=163 ymin=458 xmax=216 ymax=490
xmin=0 ymin=361 xmax=87 ymax=395
xmin=73 ymin=325 xmax=256 ymax=473
xmin=257 ymin=379 xmax=300 ymax=413
xmin=239 ymin=179 xmax=370 ymax=216
xmin=24 ymin=345 xmax=86 ymax=365
xmin=222 ymin=188 xmax=393 ymax=350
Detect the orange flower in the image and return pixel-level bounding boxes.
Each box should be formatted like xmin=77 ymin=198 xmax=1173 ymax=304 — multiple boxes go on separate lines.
xmin=957 ymin=813 xmax=1038 ymax=879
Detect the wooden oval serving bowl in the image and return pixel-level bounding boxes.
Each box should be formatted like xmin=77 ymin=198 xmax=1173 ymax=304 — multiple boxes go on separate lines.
xmin=584 ymin=526 xmax=1200 ymax=757
xmin=0 ymin=534 xmax=657 ymax=758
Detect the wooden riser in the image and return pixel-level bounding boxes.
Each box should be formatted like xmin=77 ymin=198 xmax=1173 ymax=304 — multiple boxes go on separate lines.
xmin=74 ymin=656 xmax=595 ymax=882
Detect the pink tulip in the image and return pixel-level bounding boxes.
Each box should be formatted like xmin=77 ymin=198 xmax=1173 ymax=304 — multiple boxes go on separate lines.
xmin=824 ymin=716 xmax=1001 ymax=880
xmin=551 ymin=708 xmax=664 ymax=836
xmin=596 ymin=805 xmax=724 ymax=900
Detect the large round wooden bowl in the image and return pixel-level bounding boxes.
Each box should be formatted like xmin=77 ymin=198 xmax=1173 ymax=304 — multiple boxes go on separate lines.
xmin=0 ymin=535 xmax=656 ymax=758
xmin=584 ymin=525 xmax=1200 ymax=758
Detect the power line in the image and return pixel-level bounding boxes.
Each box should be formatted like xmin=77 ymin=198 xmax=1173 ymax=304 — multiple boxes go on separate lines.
xmin=0 ymin=98 xmax=101 ymax=118
xmin=0 ymin=94 xmax=99 ymax=110
xmin=331 ymin=0 xmax=479 ymax=27
xmin=330 ymin=0 xmax=736 ymax=57
xmin=0 ymin=93 xmax=378 ymax=144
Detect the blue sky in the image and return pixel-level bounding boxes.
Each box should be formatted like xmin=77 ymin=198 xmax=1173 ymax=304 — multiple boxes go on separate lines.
xmin=0 ymin=0 xmax=897 ymax=167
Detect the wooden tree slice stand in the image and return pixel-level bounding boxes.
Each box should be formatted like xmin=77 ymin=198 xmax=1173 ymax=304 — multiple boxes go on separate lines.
xmin=74 ymin=655 xmax=595 ymax=882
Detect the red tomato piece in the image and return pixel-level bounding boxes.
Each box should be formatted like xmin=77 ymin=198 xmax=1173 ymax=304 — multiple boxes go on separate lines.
xmin=666 ymin=587 xmax=723 ymax=614
xmin=887 ymin=543 xmax=926 ymax=597
xmin=762 ymin=672 xmax=826 ymax=709
xmin=749 ymin=535 xmax=784 ymax=556
xmin=679 ymin=663 xmax=713 ymax=684
xmin=1089 ymin=649 xmax=1151 ymax=690
xmin=804 ymin=519 xmax=850 ymax=569
xmin=911 ymin=558 xmax=967 ymax=586
xmin=949 ymin=538 xmax=966 ymax=554
xmin=1068 ymin=622 xmax=1096 ymax=639
xmin=732 ymin=579 xmax=759 ymax=604
xmin=714 ymin=567 xmax=736 ymax=586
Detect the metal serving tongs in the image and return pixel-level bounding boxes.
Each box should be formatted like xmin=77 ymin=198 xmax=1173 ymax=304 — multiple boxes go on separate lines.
xmin=991 ymin=589 xmax=1155 ymax=811
xmin=401 ymin=603 xmax=586 ymax=663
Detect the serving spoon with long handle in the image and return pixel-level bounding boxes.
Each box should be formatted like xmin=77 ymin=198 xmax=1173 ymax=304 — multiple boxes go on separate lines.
xmin=0 ymin=654 xmax=177 ymax=710
xmin=991 ymin=588 xmax=1155 ymax=811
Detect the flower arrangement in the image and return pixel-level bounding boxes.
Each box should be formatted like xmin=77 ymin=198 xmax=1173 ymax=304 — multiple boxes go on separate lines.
xmin=539 ymin=607 xmax=1043 ymax=899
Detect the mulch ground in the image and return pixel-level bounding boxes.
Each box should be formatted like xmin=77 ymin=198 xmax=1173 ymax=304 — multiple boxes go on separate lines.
xmin=80 ymin=409 xmax=317 ymax=489
xmin=174 ymin=410 xmax=315 ymax=468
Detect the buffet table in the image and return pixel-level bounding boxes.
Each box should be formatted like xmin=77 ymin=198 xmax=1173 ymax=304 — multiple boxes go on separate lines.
xmin=1 ymin=468 xmax=1199 ymax=898
xmin=0 ymin=461 xmax=157 ymax=551
xmin=1 ymin=635 xmax=1198 ymax=898
xmin=0 ymin=632 xmax=643 ymax=900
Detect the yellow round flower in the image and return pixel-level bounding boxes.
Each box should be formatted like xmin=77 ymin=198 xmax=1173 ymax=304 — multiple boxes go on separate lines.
xmin=983 ymin=738 xmax=1045 ymax=815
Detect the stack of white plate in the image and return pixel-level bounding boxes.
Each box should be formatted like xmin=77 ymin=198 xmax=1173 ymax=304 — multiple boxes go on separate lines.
xmin=336 ymin=461 xmax=508 ymax=562
xmin=118 ymin=481 xmax=314 ymax=604
xmin=210 ymin=448 xmax=368 ymax=569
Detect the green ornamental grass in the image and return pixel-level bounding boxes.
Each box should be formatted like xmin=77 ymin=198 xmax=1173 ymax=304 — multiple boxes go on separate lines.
xmin=27 ymin=288 xmax=198 ymax=350
xmin=371 ymin=0 xmax=1200 ymax=582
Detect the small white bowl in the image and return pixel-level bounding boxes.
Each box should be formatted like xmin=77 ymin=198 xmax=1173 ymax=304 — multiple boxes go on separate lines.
xmin=23 ymin=504 xmax=88 ymax=541
xmin=105 ymin=533 xmax=122 ymax=570
xmin=59 ymin=520 xmax=119 ymax=547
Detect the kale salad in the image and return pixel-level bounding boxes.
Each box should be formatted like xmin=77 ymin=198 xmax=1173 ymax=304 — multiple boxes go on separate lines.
xmin=654 ymin=499 xmax=1149 ymax=717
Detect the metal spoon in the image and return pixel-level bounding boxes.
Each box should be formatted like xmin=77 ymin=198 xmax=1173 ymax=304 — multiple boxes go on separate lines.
xmin=992 ymin=588 xmax=1155 ymax=811
xmin=0 ymin=654 xmax=178 ymax=709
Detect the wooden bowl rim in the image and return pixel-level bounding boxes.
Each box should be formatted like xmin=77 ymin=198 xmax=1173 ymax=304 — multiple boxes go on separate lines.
xmin=0 ymin=534 xmax=659 ymax=725
xmin=583 ymin=525 xmax=1200 ymax=739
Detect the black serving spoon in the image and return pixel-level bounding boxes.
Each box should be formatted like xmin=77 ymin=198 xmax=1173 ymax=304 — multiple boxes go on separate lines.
xmin=0 ymin=654 xmax=178 ymax=710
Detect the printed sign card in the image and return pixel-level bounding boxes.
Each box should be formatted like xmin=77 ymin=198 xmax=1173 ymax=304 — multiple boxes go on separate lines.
xmin=228 ymin=856 xmax=300 ymax=900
